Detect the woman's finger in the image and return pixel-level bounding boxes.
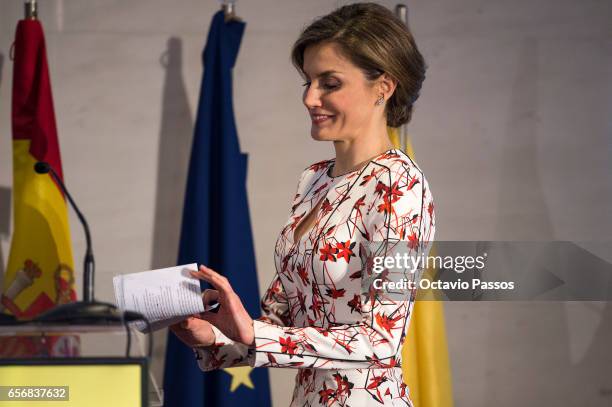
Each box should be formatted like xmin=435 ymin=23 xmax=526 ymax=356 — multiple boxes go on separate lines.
xmin=189 ymin=269 xmax=218 ymax=289
xmin=200 ymin=311 xmax=220 ymax=327
xmin=193 ymin=265 xmax=234 ymax=295
xmin=169 ymin=319 xmax=193 ymax=341
xmin=197 ymin=289 xmax=220 ymax=317
xmin=203 ymin=265 xmax=234 ymax=293
xmin=168 ymin=322 xmax=182 ymax=334
xmin=169 ymin=318 xmax=215 ymax=347
xmin=202 ymin=288 xmax=219 ymax=306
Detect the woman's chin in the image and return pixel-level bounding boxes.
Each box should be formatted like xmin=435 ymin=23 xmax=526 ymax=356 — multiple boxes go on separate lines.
xmin=310 ymin=128 xmax=334 ymax=141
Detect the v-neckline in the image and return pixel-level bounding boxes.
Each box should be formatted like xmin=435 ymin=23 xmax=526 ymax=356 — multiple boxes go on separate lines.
xmin=289 ymin=161 xmax=337 ymax=245
xmin=288 ymin=148 xmax=398 ymax=245
xmin=292 ymin=194 xmax=327 ymax=244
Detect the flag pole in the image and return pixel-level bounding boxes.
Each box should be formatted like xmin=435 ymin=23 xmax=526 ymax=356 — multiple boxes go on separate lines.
xmin=24 ymin=0 xmax=37 ymax=20
xmin=395 ymin=4 xmax=409 ymax=152
xmin=220 ymin=0 xmax=242 ymax=22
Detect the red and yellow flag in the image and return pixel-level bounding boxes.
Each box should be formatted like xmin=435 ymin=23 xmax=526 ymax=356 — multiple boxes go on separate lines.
xmin=1 ymin=19 xmax=78 ymax=357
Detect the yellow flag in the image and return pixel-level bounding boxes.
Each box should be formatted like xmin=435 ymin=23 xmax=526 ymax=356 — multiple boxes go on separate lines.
xmin=388 ymin=126 xmax=454 ymax=406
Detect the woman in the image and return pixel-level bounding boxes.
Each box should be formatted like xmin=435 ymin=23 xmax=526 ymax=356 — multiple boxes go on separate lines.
xmin=170 ymin=3 xmax=435 ymax=406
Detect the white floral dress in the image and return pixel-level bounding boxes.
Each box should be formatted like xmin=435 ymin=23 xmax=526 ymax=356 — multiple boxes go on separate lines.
xmin=194 ymin=148 xmax=436 ymax=406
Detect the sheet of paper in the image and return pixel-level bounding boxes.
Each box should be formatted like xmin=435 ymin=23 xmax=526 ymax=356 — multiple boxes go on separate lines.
xmin=113 ymin=263 xmax=205 ymax=332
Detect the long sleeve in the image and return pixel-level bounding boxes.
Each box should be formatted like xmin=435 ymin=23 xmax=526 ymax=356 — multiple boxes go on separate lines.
xmin=250 ymin=163 xmax=436 ymax=369
xmin=194 ymin=325 xmax=253 ymax=372
xmin=194 ymin=273 xmax=291 ymax=371
xmin=258 ymin=273 xmax=292 ymax=326
xmin=194 ymin=166 xmax=309 ymax=372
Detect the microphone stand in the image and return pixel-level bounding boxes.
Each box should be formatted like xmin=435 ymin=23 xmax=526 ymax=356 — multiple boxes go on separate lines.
xmin=32 ymin=162 xmax=139 ymax=324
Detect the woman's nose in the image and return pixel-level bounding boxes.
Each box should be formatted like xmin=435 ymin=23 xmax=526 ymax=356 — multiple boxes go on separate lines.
xmin=303 ymin=86 xmax=322 ymax=109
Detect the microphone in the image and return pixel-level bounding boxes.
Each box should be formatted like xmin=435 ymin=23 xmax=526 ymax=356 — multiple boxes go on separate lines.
xmin=34 ymin=161 xmax=95 ymax=302
xmin=34 ymin=162 xmax=49 ymax=174
xmin=34 ymin=161 xmax=51 ymax=174
xmin=31 ymin=161 xmax=142 ymax=325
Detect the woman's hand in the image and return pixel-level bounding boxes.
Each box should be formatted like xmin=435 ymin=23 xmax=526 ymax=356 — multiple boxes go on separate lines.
xmin=190 ymin=265 xmax=255 ymax=346
xmin=169 ymin=315 xmax=216 ymax=348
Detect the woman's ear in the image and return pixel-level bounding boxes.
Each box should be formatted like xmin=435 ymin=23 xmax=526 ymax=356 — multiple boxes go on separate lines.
xmin=379 ymin=73 xmax=398 ymax=99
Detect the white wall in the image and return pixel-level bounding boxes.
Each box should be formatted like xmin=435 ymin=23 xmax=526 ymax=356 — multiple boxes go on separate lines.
xmin=1 ymin=1 xmax=611 ymax=406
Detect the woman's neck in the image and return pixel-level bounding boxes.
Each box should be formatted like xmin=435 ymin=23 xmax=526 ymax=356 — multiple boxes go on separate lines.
xmin=331 ymin=130 xmax=394 ymax=177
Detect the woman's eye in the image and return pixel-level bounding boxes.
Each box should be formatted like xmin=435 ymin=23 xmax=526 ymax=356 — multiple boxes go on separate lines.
xmin=301 ymin=81 xmax=339 ymax=90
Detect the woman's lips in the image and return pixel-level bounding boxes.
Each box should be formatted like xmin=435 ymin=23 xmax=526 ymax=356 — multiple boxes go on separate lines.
xmin=311 ymin=114 xmax=334 ymax=124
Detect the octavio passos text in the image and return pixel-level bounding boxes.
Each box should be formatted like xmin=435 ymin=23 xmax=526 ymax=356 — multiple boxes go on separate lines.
xmin=370 ymin=253 xmax=515 ymax=290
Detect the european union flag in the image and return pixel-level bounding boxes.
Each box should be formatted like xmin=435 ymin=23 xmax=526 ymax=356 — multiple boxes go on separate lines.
xmin=163 ymin=10 xmax=272 ymax=407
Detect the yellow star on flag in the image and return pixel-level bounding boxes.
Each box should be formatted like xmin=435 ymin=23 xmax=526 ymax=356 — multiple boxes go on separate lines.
xmin=222 ymin=366 xmax=255 ymax=392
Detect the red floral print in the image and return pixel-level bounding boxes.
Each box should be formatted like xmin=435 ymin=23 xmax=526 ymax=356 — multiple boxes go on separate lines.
xmin=375 ymin=313 xmax=403 ymax=335
xmin=279 ymin=336 xmax=298 ymax=356
xmin=194 ymin=149 xmax=436 ymax=407
xmin=335 ymin=240 xmax=356 ymax=262
xmin=319 ymin=242 xmax=338 ymax=262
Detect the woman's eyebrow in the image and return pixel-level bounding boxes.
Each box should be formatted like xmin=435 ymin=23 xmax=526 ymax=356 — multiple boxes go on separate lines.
xmin=304 ymin=70 xmax=342 ymax=79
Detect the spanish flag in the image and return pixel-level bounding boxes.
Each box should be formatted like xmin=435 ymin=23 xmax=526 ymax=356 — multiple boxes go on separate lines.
xmin=0 ymin=19 xmax=78 ymax=357
xmin=388 ymin=127 xmax=454 ymax=406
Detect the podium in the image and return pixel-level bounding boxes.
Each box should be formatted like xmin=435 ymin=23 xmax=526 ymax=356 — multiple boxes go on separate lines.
xmin=0 ymin=322 xmax=153 ymax=407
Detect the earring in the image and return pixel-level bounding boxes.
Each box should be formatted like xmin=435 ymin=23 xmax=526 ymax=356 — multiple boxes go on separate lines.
xmin=375 ymin=95 xmax=384 ymax=106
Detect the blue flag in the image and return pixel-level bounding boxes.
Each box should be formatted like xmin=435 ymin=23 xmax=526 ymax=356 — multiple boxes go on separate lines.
xmin=163 ymin=11 xmax=272 ymax=407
